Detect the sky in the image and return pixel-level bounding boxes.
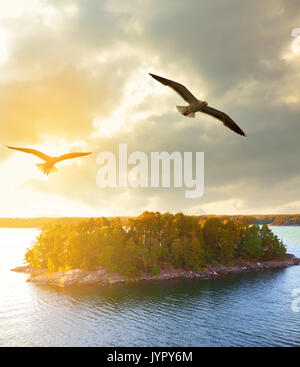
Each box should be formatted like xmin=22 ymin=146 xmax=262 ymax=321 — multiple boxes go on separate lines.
xmin=0 ymin=0 xmax=299 ymax=217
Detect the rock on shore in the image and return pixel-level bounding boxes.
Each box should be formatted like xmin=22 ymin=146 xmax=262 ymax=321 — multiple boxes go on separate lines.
xmin=11 ymin=254 xmax=300 ymax=288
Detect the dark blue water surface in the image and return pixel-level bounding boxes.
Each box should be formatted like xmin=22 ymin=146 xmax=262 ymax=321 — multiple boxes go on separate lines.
xmin=0 ymin=226 xmax=299 ymax=346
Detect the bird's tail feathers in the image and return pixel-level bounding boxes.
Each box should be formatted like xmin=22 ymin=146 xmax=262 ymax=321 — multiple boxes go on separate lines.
xmin=176 ymin=105 xmax=195 ymax=118
xmin=36 ymin=163 xmax=58 ymax=175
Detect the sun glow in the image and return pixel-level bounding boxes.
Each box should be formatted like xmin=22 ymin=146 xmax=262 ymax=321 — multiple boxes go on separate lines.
xmin=0 ymin=140 xmax=96 ymax=217
xmin=0 ymin=30 xmax=8 ymax=64
xmin=36 ymin=138 xmax=89 ymax=156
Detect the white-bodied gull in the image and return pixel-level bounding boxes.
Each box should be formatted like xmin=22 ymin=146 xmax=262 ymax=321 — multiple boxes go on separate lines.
xmin=149 ymin=73 xmax=246 ymax=136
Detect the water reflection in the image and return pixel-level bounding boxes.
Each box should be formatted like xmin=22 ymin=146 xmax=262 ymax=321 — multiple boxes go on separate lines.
xmin=0 ymin=227 xmax=299 ymax=346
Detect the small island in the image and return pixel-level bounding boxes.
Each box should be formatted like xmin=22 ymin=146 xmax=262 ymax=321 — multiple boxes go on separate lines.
xmin=12 ymin=212 xmax=300 ymax=287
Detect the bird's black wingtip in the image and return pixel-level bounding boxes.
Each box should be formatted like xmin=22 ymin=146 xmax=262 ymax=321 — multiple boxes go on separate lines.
xmin=238 ymin=130 xmax=246 ymax=137
xmin=149 ymin=72 xmax=161 ymax=79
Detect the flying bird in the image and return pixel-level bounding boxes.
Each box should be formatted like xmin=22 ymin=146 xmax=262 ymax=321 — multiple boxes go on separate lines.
xmin=6 ymin=146 xmax=92 ymax=175
xmin=149 ymin=73 xmax=246 ymax=136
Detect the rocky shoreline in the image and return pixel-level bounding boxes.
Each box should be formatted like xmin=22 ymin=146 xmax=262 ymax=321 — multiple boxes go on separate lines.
xmin=11 ymin=254 xmax=300 ymax=288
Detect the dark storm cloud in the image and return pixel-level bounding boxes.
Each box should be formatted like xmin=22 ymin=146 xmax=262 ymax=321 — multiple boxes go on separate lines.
xmin=141 ymin=0 xmax=300 ymax=94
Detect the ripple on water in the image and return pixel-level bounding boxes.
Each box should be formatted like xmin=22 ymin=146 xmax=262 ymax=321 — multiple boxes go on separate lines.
xmin=0 ymin=227 xmax=300 ymax=346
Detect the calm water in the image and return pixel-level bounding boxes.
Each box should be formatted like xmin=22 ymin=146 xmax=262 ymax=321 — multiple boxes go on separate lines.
xmin=0 ymin=226 xmax=299 ymax=347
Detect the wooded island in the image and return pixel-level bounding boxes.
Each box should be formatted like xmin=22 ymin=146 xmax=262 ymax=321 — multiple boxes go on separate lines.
xmin=24 ymin=212 xmax=287 ymax=276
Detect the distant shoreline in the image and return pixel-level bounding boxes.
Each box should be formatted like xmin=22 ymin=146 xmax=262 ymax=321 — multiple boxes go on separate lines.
xmin=2 ymin=215 xmax=300 ymax=229
xmin=11 ymin=254 xmax=300 ymax=288
xmin=1 ymin=224 xmax=299 ymax=228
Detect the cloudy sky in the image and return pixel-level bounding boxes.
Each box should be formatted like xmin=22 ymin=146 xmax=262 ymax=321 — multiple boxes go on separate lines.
xmin=0 ymin=0 xmax=299 ymax=217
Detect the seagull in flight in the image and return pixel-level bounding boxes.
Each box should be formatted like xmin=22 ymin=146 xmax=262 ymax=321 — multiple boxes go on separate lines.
xmin=149 ymin=73 xmax=246 ymax=137
xmin=7 ymin=146 xmax=92 ymax=175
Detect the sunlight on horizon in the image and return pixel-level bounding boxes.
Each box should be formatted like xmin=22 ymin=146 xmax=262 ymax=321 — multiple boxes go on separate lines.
xmin=0 ymin=186 xmax=109 ymax=218
xmin=0 ymin=150 xmax=105 ymax=218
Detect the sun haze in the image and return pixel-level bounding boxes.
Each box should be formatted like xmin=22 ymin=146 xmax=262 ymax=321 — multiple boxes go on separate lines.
xmin=0 ymin=1 xmax=300 ymax=217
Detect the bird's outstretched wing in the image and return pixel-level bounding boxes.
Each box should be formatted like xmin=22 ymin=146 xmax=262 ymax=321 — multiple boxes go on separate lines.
xmin=149 ymin=73 xmax=198 ymax=103
xmin=55 ymin=152 xmax=92 ymax=163
xmin=6 ymin=146 xmax=50 ymax=161
xmin=201 ymin=106 xmax=246 ymax=136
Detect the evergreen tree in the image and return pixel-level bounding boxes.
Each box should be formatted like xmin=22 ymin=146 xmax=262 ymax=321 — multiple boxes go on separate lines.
xmin=24 ymin=212 xmax=287 ymax=274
